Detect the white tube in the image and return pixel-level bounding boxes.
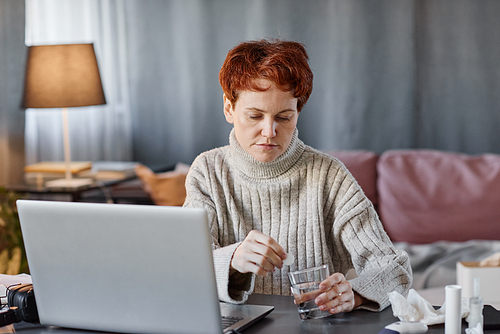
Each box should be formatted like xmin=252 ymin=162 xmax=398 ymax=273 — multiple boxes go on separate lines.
xmin=445 ymin=285 xmax=462 ymax=334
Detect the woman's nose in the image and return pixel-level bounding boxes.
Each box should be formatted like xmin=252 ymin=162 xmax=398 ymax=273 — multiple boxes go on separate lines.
xmin=261 ymin=119 xmax=277 ymax=138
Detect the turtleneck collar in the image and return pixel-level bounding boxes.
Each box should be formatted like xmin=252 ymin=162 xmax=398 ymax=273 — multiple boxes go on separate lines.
xmin=228 ymin=128 xmax=305 ymax=179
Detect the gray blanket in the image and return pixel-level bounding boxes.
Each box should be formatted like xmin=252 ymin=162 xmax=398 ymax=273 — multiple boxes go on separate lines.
xmin=394 ymin=240 xmax=500 ymax=289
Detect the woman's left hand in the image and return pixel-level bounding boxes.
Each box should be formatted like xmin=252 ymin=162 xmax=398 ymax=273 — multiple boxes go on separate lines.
xmin=313 ymin=273 xmax=363 ymax=314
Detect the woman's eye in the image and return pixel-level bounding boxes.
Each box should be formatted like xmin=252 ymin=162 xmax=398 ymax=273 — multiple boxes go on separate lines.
xmin=277 ymin=116 xmax=291 ymax=121
xmin=249 ymin=115 xmax=262 ymax=120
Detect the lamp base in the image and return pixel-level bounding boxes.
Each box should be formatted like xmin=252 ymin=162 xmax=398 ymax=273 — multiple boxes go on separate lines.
xmin=45 ymin=178 xmax=94 ymax=188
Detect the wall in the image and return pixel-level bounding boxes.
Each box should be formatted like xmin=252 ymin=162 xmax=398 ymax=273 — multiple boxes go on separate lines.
xmin=124 ymin=0 xmax=500 ymax=167
xmin=0 ymin=0 xmax=26 ymax=186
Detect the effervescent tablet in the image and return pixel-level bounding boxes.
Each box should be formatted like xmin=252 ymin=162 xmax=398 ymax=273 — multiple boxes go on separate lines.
xmin=282 ymin=253 xmax=295 ymax=266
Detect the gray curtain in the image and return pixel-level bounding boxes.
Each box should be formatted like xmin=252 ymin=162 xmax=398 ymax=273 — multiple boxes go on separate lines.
xmin=0 ymin=0 xmax=25 ymax=186
xmin=415 ymin=0 xmax=500 ymax=153
xmin=125 ymin=0 xmax=500 ymax=167
xmin=9 ymin=0 xmax=500 ymax=172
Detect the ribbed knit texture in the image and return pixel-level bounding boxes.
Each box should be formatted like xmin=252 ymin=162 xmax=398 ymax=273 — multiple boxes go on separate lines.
xmin=183 ymin=129 xmax=412 ymax=311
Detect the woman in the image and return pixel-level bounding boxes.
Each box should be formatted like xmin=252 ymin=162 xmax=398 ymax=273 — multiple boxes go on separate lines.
xmin=183 ymin=39 xmax=412 ymax=314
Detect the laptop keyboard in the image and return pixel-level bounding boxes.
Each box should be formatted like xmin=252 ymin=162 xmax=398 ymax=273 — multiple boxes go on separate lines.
xmin=221 ymin=316 xmax=244 ymax=329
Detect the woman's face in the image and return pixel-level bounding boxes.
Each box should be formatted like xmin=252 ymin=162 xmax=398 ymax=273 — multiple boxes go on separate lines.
xmin=224 ymin=79 xmax=299 ymax=163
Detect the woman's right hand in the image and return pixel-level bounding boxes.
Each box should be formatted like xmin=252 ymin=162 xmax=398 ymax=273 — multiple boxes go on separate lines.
xmin=230 ymin=230 xmax=286 ymax=277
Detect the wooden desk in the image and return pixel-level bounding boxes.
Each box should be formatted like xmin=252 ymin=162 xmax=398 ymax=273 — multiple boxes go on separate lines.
xmin=7 ymin=294 xmax=500 ymax=334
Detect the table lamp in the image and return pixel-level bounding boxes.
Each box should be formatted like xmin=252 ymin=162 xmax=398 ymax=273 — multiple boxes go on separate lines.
xmin=22 ymin=43 xmax=106 ymax=188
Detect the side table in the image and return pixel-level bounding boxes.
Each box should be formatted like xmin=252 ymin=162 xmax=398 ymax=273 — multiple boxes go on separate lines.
xmin=6 ymin=177 xmax=138 ymax=202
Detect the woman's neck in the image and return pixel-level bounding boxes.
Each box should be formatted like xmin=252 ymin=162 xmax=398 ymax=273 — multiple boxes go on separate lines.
xmin=228 ymin=128 xmax=305 ymax=179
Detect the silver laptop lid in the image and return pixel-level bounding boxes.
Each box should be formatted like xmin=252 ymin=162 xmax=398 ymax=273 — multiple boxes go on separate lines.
xmin=17 ymin=200 xmax=222 ymax=334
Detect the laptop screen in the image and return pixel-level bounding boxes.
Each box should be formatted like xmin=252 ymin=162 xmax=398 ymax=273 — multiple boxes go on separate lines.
xmin=17 ymin=200 xmax=224 ymax=334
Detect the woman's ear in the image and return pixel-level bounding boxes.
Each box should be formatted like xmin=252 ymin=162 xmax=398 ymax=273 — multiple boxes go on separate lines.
xmin=223 ymin=94 xmax=234 ymax=124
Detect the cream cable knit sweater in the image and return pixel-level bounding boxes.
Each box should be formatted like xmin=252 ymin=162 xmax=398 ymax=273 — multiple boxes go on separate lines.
xmin=183 ymin=129 xmax=412 ymax=311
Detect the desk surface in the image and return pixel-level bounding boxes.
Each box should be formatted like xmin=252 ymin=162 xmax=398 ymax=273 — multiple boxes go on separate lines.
xmin=5 ymin=294 xmax=500 ymax=334
xmin=246 ymin=294 xmax=424 ymax=334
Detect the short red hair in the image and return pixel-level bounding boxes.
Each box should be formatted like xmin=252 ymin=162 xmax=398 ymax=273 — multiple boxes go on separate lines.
xmin=219 ymin=39 xmax=313 ymax=112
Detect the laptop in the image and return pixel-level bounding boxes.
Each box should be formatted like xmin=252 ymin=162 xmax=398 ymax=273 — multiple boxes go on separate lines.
xmin=16 ymin=200 xmax=273 ymax=334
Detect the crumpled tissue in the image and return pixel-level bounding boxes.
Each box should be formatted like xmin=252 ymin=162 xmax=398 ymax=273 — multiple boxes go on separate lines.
xmin=465 ymin=323 xmax=484 ymax=334
xmin=388 ymin=289 xmax=470 ymax=325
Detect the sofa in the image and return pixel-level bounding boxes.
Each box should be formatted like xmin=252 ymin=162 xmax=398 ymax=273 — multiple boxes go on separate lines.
xmin=326 ymin=149 xmax=500 ymax=299
xmin=133 ymin=149 xmax=500 ymax=301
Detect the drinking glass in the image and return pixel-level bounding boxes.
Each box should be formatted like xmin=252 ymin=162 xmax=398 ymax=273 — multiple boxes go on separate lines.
xmin=288 ymin=265 xmax=331 ymax=320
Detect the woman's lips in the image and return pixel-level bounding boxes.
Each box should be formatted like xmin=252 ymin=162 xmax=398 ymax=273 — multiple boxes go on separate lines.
xmin=256 ymin=143 xmax=277 ymax=150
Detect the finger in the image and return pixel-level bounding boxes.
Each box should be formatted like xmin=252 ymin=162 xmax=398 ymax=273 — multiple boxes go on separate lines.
xmin=243 ymin=262 xmax=271 ymax=277
xmin=231 ymin=231 xmax=287 ymax=276
xmin=329 ymin=292 xmax=355 ymax=314
xmin=319 ymin=272 xmax=346 ymax=291
xmin=233 ymin=241 xmax=284 ymax=275
xmin=232 ymin=248 xmax=274 ymax=277
xmin=323 ymin=278 xmax=352 ymax=296
xmin=325 ymin=281 xmax=352 ymax=303
xmin=233 ymin=245 xmax=275 ymax=274
xmin=247 ymin=248 xmax=278 ymax=272
xmin=316 ymin=273 xmax=346 ymax=304
xmin=315 ymin=276 xmax=352 ymax=307
xmin=247 ymin=231 xmax=285 ymax=267
xmin=314 ymin=286 xmax=342 ymax=306
xmin=248 ymin=230 xmax=286 ymax=259
xmin=254 ymin=242 xmax=284 ymax=267
xmin=241 ymin=238 xmax=283 ymax=271
xmin=318 ymin=290 xmax=355 ymax=314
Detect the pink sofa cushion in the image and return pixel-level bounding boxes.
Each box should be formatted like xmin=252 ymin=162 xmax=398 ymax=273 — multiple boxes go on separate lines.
xmin=325 ymin=150 xmax=379 ymax=206
xmin=378 ymin=150 xmax=500 ymax=244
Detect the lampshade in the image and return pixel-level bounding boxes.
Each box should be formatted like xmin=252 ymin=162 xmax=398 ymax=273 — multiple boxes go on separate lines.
xmin=22 ymin=43 xmax=106 ymax=109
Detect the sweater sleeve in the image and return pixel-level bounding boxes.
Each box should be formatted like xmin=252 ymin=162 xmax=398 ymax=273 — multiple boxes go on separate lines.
xmin=183 ymin=156 xmax=255 ymax=304
xmin=325 ymin=162 xmax=412 ymax=311
xmin=339 ymin=206 xmax=413 ymax=311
